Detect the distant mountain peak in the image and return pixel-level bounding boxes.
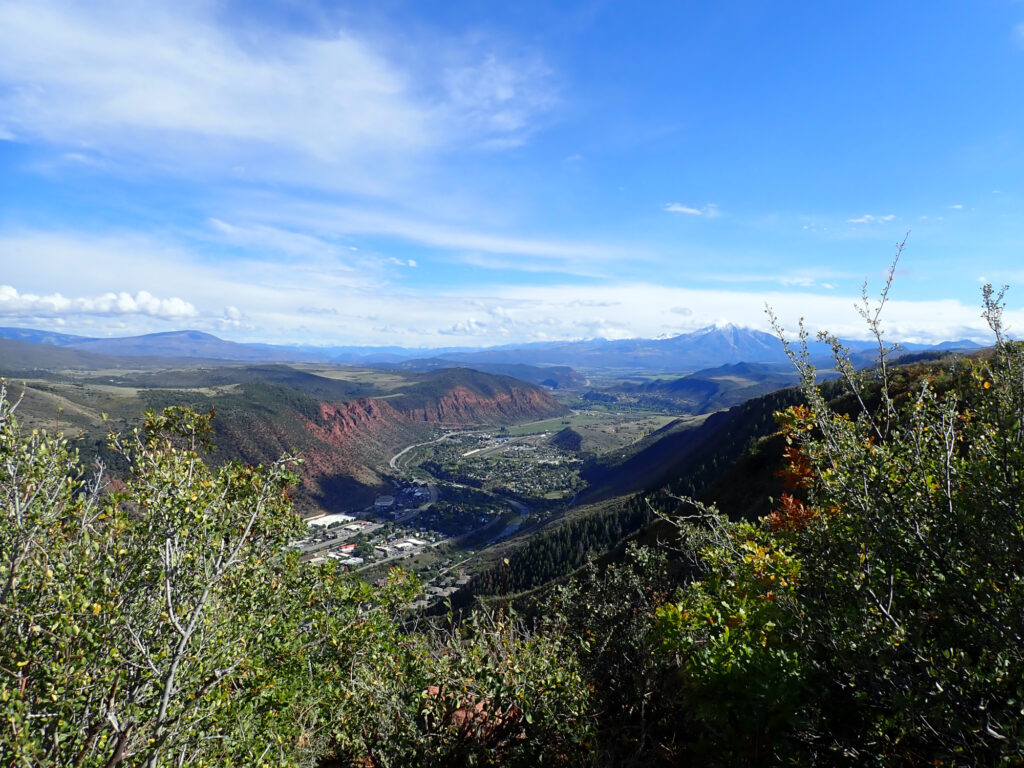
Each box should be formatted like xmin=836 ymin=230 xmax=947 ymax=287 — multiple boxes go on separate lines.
xmin=692 ymin=322 xmax=753 ymax=336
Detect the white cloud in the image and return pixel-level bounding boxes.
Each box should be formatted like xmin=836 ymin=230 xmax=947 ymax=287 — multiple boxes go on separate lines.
xmin=847 ymin=211 xmax=897 ymax=224
xmin=0 ymin=1 xmax=556 ymax=189
xmin=249 ymin=200 xmax=636 ymax=265
xmin=0 ymin=228 xmax=1009 ymax=347
xmin=442 ymin=54 xmax=556 ymax=147
xmin=949 ymin=204 xmax=963 ymax=210
xmin=207 ymin=218 xmax=351 ymax=261
xmin=0 ymin=285 xmax=196 ymax=318
xmin=481 ymin=283 xmax=1008 ymax=346
xmin=454 ymin=252 xmax=606 ymax=278
xmin=665 ymin=202 xmax=720 ymax=218
xmin=438 ymin=317 xmax=491 ymax=336
xmin=665 ymin=203 xmax=702 ymax=216
xmin=0 ymin=3 xmax=422 ymax=157
xmin=696 ymin=268 xmax=854 ymax=288
xmin=847 ymin=213 xmax=896 ymax=224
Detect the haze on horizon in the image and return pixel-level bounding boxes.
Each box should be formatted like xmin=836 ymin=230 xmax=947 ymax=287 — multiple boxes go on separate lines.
xmin=2 ymin=1 xmax=1024 ymax=348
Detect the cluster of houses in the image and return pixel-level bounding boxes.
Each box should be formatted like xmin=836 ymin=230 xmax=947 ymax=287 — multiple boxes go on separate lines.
xmin=299 ymin=506 xmax=448 ymax=570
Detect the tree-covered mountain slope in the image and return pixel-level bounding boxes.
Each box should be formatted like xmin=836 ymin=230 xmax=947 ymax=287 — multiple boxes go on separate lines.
xmin=3 ymin=301 xmax=1023 ymax=766
xmin=0 ymin=357 xmax=565 ymax=513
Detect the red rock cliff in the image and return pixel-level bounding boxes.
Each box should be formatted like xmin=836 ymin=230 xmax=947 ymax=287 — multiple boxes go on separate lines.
xmin=397 ymin=385 xmax=563 ymax=426
xmin=304 ymin=398 xmax=416 ymax=476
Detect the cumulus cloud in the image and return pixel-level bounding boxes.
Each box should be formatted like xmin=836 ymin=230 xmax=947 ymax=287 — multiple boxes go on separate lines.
xmin=438 ymin=317 xmax=491 ymax=336
xmin=214 ymin=304 xmax=249 ymax=330
xmin=665 ymin=202 xmax=720 ymax=218
xmin=0 ymin=285 xmax=197 ymax=318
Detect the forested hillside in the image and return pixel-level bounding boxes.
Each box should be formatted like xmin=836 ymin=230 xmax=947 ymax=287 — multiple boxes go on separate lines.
xmin=3 ymin=292 xmax=1023 ymax=767
xmin=0 ymin=356 xmax=564 ymax=513
xmin=456 ymin=384 xmax=812 ymax=604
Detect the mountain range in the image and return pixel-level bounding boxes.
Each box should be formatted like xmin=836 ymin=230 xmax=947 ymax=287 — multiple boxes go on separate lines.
xmin=0 ymin=325 xmax=982 ymax=374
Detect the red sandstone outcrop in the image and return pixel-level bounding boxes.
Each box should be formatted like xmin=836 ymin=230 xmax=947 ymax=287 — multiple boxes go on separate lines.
xmin=397 ymin=385 xmax=561 ymax=426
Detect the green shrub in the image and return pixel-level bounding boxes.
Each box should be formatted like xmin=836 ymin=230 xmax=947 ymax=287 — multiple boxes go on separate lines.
xmin=654 ymin=283 xmax=1024 ymax=765
xmin=0 ymin=390 xmax=591 ymax=767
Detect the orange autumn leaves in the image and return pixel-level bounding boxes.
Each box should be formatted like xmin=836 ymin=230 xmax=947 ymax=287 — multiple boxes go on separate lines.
xmin=768 ymin=405 xmax=822 ymax=533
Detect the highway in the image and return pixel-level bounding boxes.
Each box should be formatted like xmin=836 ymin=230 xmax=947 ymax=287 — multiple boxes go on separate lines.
xmin=389 ymin=435 xmax=449 ymax=471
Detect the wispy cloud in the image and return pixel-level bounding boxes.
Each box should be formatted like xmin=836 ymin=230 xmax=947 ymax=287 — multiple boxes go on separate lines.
xmin=207 ymin=219 xmax=356 ymax=263
xmin=0 ymin=228 xmax=1011 ymax=345
xmin=698 ymin=269 xmax=852 ymax=288
xmin=0 ymin=3 xmax=419 ymax=157
xmin=665 ymin=202 xmax=720 ymax=218
xmin=847 ymin=213 xmax=896 ymax=224
xmin=0 ymin=1 xmax=556 ymax=191
xmin=949 ymin=204 xmax=963 ymax=210
xmin=454 ymin=252 xmax=607 ymax=278
xmin=247 ymin=201 xmax=636 ymax=263
xmin=442 ymin=54 xmax=557 ymax=148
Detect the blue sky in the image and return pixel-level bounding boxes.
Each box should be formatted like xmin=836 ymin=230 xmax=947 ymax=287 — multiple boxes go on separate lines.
xmin=2 ymin=1 xmax=1024 ymax=346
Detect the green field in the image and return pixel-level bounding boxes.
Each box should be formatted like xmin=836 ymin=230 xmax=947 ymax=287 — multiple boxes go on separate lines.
xmin=296 ymin=366 xmax=414 ymax=391
xmin=503 ymin=409 xmax=678 ymax=454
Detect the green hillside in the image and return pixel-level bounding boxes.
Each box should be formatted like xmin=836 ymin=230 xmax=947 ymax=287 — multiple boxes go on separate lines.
xmin=0 ymin=347 xmax=564 ymax=514
xmin=4 ymin=307 xmax=1022 ymax=767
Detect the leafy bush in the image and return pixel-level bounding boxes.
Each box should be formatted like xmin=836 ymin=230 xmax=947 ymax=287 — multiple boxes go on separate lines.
xmin=653 ymin=282 xmax=1024 ymax=765
xmin=8 ymin=271 xmax=1023 ymax=766
xmin=0 ymin=390 xmax=592 ymax=767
